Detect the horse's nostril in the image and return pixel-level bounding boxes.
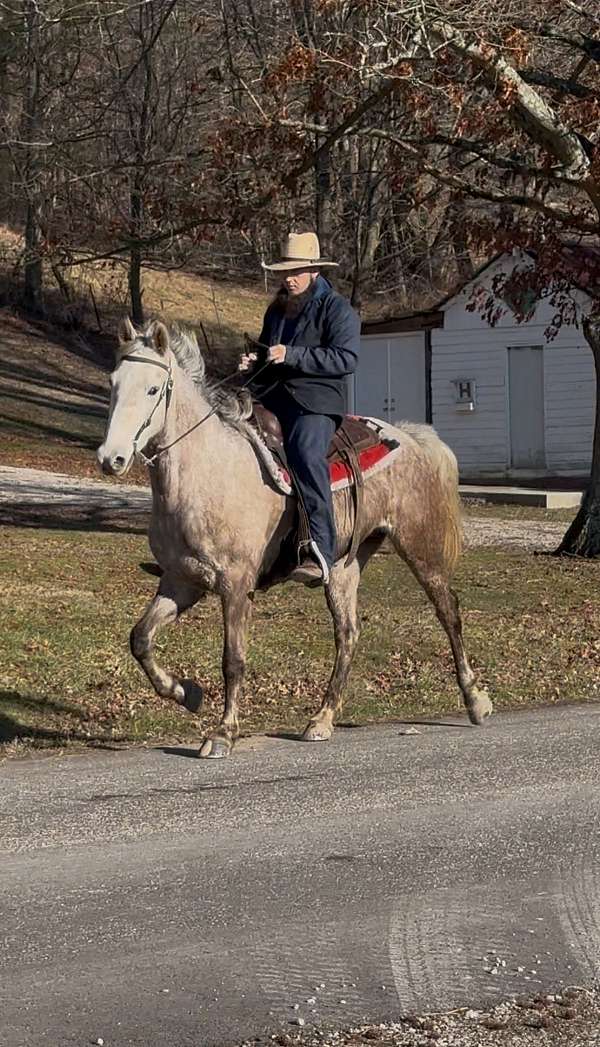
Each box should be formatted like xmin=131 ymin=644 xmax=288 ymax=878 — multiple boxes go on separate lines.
xmin=101 ymin=453 xmax=127 ymax=476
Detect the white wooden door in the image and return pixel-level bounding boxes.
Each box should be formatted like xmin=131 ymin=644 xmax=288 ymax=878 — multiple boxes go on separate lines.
xmin=354 ymin=337 xmax=390 ymax=421
xmin=355 ymin=335 xmax=427 ymax=424
xmin=389 ymin=334 xmax=427 ymax=424
xmin=508 ymin=346 xmax=545 ymax=468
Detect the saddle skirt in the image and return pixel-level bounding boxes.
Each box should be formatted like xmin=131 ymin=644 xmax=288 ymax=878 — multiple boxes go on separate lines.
xmin=251 ymin=404 xmax=401 ymax=493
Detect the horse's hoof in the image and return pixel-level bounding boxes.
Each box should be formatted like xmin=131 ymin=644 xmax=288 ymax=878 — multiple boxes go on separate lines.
xmin=302 ymin=720 xmax=333 ymax=742
xmin=198 ymin=736 xmax=233 ymax=759
xmin=181 ymin=679 xmax=204 ymax=715
xmin=467 ymin=688 xmax=493 ymax=726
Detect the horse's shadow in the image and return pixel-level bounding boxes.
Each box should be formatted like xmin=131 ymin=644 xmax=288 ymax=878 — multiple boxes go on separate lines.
xmin=158 ymin=745 xmax=200 ymax=760
xmin=0 ymin=502 xmax=148 ymax=534
xmin=159 ymin=716 xmax=469 ymax=760
xmin=267 ymin=717 xmax=467 ymax=741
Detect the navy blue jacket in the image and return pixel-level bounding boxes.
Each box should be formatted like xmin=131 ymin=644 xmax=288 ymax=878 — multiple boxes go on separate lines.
xmin=250 ymin=275 xmax=360 ymax=416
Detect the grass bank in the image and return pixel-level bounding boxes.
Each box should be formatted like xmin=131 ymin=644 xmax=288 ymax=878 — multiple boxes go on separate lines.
xmin=0 ymin=262 xmax=268 ymax=477
xmin=1 ymin=525 xmax=599 ymax=757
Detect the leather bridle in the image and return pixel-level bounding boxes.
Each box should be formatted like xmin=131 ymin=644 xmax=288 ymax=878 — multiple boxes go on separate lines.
xmin=117 ymin=349 xmax=273 ymax=467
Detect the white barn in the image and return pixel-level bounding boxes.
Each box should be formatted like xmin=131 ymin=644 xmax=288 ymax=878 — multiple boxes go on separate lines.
xmin=355 ymin=252 xmax=595 ymax=480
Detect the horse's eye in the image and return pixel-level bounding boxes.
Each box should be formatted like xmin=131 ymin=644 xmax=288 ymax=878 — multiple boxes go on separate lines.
xmin=148 ymin=386 xmax=159 ymax=396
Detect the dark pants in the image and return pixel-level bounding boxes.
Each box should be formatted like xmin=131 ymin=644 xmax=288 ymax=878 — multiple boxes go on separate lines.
xmin=264 ymin=392 xmax=338 ymax=569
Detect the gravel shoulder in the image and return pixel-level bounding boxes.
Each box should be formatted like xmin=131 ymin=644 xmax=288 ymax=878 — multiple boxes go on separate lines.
xmin=247 ymin=988 xmax=600 ymax=1047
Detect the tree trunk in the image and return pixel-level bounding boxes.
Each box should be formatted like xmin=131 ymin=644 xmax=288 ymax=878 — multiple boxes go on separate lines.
xmin=448 ymin=195 xmax=474 ymax=284
xmin=314 ymin=128 xmax=332 ymax=255
xmin=350 ymin=211 xmax=364 ymax=310
xmin=554 ymin=316 xmax=600 ymax=557
xmin=350 ymin=146 xmax=384 ymax=309
xmin=126 ymin=1 xmax=157 ymax=326
xmin=129 ymin=183 xmax=144 ymax=325
xmin=0 ymin=40 xmax=10 ymax=220
xmin=447 ymin=153 xmax=474 ymax=285
xmin=387 ymin=190 xmax=408 ymax=301
xmin=24 ymin=199 xmax=43 ymax=312
xmin=23 ymin=0 xmax=43 ymax=314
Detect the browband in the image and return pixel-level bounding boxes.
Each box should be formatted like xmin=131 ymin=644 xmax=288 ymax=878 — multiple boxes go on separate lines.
xmin=120 ymin=353 xmax=171 ymax=374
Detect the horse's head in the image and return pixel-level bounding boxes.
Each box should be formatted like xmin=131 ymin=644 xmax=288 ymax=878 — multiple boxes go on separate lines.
xmin=97 ymin=317 xmax=173 ymax=476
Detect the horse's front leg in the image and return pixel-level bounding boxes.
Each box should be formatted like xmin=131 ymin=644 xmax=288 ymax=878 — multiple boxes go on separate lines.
xmin=130 ymin=574 xmax=204 ymax=713
xmin=302 ymin=558 xmax=361 ymax=742
xmin=199 ymin=577 xmax=254 ymax=760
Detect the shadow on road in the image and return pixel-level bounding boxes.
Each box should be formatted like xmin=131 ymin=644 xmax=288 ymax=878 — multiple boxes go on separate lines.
xmin=266 ymin=718 xmax=469 ymax=744
xmin=158 ymin=746 xmax=200 ymax=760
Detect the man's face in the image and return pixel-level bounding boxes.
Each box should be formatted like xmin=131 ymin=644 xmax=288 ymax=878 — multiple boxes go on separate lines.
xmin=283 ymin=268 xmax=318 ymax=296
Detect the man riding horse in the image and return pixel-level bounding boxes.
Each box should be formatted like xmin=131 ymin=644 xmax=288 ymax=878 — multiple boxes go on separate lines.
xmin=240 ymin=232 xmax=361 ymax=587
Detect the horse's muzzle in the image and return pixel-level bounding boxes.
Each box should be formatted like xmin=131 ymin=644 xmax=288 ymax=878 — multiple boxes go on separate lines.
xmin=97 ymin=445 xmax=131 ymax=477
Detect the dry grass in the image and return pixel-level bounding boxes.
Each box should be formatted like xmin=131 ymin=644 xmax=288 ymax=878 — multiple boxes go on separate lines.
xmin=79 ymin=258 xmax=270 ymax=374
xmin=0 ymin=224 xmax=269 ymax=475
xmin=1 ymin=524 xmax=599 ymax=758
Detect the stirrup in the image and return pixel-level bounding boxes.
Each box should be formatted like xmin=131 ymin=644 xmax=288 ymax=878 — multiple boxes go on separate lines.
xmin=298 ymin=539 xmax=330 ymax=585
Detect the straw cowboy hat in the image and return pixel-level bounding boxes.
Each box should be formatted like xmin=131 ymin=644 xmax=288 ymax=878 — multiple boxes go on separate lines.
xmin=262 ymin=232 xmax=339 ymax=272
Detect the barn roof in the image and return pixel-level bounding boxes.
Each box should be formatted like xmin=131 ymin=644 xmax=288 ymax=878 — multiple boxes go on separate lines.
xmin=361 ymin=242 xmax=600 ymax=336
xmin=361 ymin=309 xmax=443 ymax=336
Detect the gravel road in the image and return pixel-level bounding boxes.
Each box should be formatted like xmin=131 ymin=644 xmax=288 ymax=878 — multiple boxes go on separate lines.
xmin=2 ymin=705 xmax=600 ymax=1046
xmin=0 ymin=465 xmax=567 ymax=550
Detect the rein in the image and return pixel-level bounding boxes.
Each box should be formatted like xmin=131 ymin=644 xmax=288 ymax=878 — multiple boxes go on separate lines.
xmin=119 ymin=346 xmax=273 ymax=467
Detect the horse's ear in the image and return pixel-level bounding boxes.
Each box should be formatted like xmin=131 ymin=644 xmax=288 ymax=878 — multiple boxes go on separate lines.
xmin=148 ymin=320 xmax=170 ymax=356
xmin=118 ymin=316 xmax=137 ymax=346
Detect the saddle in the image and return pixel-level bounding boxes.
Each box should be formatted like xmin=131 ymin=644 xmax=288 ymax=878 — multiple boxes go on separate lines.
xmin=251 ymin=403 xmax=380 ymax=566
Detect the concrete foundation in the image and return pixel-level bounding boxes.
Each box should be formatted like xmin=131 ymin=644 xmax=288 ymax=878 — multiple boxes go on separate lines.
xmin=460 ymin=485 xmax=582 ymax=508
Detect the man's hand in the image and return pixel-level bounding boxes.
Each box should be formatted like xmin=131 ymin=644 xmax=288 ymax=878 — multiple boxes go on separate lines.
xmin=238 ymin=352 xmax=257 ymax=372
xmin=267 ymin=343 xmax=287 ymax=364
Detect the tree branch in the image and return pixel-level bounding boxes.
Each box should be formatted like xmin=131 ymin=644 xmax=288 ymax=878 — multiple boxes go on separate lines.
xmin=58 ymin=217 xmax=228 ymax=268
xmin=426 ymin=21 xmax=591 ymax=179
xmin=523 ymin=24 xmax=600 ymax=62
xmin=278 ymin=117 xmax=598 ymax=231
xmin=418 ymin=134 xmax=585 ymax=185
xmin=424 ymin=18 xmax=600 ymax=215
xmin=279 ymin=77 xmax=402 ymax=189
xmin=564 ymin=0 xmax=600 ymax=22
xmin=518 ymin=67 xmax=599 ymax=100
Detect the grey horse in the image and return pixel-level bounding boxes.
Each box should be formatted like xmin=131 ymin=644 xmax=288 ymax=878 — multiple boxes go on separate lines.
xmin=97 ymin=318 xmax=492 ymax=758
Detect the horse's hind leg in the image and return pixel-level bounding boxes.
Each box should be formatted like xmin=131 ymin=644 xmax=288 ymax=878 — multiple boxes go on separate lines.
xmin=302 ymin=557 xmax=362 ymax=742
xmin=401 ymin=554 xmax=492 ymax=725
xmin=130 ymin=574 xmax=203 ymax=713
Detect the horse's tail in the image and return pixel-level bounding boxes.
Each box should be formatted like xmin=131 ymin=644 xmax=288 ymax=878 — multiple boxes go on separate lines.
xmin=436 ymin=440 xmax=463 ymax=574
xmin=398 ymin=422 xmax=463 ymax=574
